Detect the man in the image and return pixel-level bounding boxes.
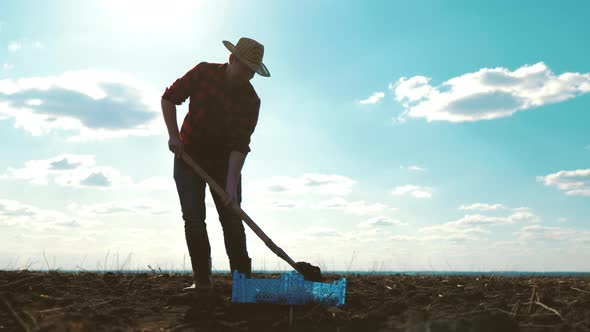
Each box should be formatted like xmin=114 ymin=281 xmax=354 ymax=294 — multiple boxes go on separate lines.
xmin=161 ymin=37 xmax=270 ymax=290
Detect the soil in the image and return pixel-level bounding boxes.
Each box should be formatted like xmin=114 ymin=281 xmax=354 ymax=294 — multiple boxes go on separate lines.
xmin=1 ymin=271 xmax=590 ymax=331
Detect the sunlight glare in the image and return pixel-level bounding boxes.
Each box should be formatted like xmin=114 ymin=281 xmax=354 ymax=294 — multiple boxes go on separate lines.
xmin=102 ymin=0 xmax=202 ymax=37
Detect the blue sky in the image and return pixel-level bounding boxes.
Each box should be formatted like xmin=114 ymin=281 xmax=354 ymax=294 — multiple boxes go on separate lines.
xmin=1 ymin=0 xmax=589 ymax=272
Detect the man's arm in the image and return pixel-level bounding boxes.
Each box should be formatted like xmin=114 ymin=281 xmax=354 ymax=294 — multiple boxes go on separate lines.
xmin=223 ymin=150 xmax=245 ymax=207
xmin=222 ymin=96 xmax=260 ymax=207
xmin=161 ymin=98 xmax=183 ymax=157
xmin=161 ymin=63 xmax=204 ymax=157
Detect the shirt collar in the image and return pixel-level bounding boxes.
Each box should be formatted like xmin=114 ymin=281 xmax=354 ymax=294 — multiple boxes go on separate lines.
xmin=216 ymin=62 xmax=253 ymax=95
xmin=214 ymin=62 xmax=227 ymax=81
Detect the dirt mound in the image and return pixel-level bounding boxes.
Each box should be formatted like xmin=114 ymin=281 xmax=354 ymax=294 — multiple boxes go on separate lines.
xmin=1 ymin=271 xmax=589 ymax=331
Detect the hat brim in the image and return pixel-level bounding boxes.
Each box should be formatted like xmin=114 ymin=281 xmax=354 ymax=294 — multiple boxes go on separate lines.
xmin=223 ymin=40 xmax=271 ymax=77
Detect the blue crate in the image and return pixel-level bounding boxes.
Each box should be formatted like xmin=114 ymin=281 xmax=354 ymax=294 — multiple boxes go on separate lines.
xmin=231 ymin=270 xmax=346 ymax=307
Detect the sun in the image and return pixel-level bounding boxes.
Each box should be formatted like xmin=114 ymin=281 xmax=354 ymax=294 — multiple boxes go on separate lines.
xmin=101 ymin=0 xmax=201 ymax=37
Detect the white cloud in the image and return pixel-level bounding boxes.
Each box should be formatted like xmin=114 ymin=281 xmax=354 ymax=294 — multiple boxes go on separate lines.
xmin=2 ymin=154 xmax=132 ymax=189
xmin=269 ymin=200 xmax=305 ymax=209
xmin=460 ymin=211 xmax=537 ymax=224
xmin=259 ymin=173 xmax=356 ymax=196
xmin=538 ymin=169 xmax=590 ymax=196
xmin=302 ymin=226 xmax=342 ymax=239
xmin=2 ymin=64 xmax=14 ymax=71
xmin=558 ymin=217 xmax=567 ymax=223
xmin=419 ymin=223 xmax=489 ymax=236
xmin=420 ymin=210 xmax=538 ymax=235
xmin=389 ymin=235 xmax=418 ymax=241
xmin=459 ymin=203 xmax=506 ymax=211
xmin=137 ymin=177 xmax=176 ymax=191
xmin=0 ymin=199 xmax=94 ymax=231
xmin=0 ymin=70 xmax=162 ymax=140
xmin=262 ymin=196 xmax=391 ymax=214
xmin=8 ymin=42 xmax=21 ymax=53
xmin=400 ymin=165 xmax=427 ymax=171
xmin=248 ymin=174 xmax=395 ymax=217
xmin=341 ymin=228 xmax=392 ymax=243
xmin=451 ymin=213 xmax=515 ymax=226
xmin=509 ymin=210 xmax=538 ymax=222
xmin=389 ymin=232 xmax=480 ymax=243
xmin=358 ymin=216 xmax=406 ymax=228
xmin=7 ymin=40 xmax=43 ymax=53
xmin=359 ymin=92 xmax=385 ymax=105
xmin=314 ymin=197 xmax=387 ymax=215
xmin=422 ymin=232 xmax=482 ymax=242
xmin=69 ymin=199 xmax=173 ymax=217
xmin=515 ymin=225 xmax=590 ymax=244
xmin=390 ymin=76 xmax=434 ymax=102
xmin=391 ymin=62 xmax=590 ymax=122
xmin=391 ymin=185 xmax=432 ymax=198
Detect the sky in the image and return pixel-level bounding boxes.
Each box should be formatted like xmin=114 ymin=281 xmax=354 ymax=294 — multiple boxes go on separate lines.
xmin=1 ymin=0 xmax=589 ymax=272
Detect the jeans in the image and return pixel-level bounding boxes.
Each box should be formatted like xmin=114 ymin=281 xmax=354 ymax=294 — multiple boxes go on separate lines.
xmin=173 ymin=156 xmax=251 ymax=284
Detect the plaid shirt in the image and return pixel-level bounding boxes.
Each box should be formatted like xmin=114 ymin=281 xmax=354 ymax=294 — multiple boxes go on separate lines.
xmin=162 ymin=62 xmax=260 ymax=159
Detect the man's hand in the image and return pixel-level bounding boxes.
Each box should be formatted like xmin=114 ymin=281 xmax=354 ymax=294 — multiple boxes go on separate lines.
xmin=168 ymin=136 xmax=184 ymax=158
xmin=161 ymin=98 xmax=183 ymax=158
xmin=223 ymin=181 xmax=238 ymax=207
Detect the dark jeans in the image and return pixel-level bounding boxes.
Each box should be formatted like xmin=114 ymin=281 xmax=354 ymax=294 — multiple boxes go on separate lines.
xmin=173 ymin=157 xmax=251 ymax=284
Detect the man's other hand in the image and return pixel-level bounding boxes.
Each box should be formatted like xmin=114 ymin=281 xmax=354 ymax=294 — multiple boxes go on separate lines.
xmin=168 ymin=136 xmax=184 ymax=158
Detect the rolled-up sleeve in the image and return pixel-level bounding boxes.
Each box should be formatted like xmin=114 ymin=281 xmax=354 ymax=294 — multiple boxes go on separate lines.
xmin=228 ymin=97 xmax=260 ymax=156
xmin=162 ymin=63 xmax=202 ymax=105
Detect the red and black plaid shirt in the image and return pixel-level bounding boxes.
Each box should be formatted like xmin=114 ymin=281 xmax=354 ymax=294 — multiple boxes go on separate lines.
xmin=162 ymin=62 xmax=260 ymax=159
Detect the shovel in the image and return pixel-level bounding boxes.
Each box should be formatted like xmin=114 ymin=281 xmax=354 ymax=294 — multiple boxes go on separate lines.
xmin=180 ymin=153 xmax=322 ymax=282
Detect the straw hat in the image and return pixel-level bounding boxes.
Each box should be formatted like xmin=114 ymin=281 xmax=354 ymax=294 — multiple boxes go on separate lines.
xmin=223 ymin=37 xmax=270 ymax=77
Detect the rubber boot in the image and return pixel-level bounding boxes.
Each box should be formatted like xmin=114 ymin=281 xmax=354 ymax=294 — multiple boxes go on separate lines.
xmin=242 ymin=258 xmax=252 ymax=278
xmin=230 ymin=257 xmax=251 ymax=278
xmin=184 ymin=257 xmax=212 ymax=291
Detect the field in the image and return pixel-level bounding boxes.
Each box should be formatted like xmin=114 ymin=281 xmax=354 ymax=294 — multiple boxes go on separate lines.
xmin=1 ymin=270 xmax=590 ymax=331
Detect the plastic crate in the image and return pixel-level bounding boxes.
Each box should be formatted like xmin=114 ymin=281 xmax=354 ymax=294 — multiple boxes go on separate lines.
xmin=231 ymin=271 xmax=346 ymax=307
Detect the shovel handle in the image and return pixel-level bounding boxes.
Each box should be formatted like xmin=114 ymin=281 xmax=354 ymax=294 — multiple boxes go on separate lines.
xmin=180 ymin=153 xmax=299 ymax=270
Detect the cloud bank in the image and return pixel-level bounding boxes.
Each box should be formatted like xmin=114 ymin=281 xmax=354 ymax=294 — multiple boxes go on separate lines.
xmin=359 ymin=92 xmax=385 ymax=105
xmin=391 ymin=185 xmax=432 ymax=199
xmin=2 ymin=154 xmax=131 ymax=189
xmin=0 ymin=70 xmax=162 ymax=140
xmin=390 ymin=62 xmax=590 ymax=122
xmin=538 ymin=169 xmax=590 ymax=196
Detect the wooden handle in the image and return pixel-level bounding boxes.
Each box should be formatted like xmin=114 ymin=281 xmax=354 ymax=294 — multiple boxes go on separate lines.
xmin=180 ymin=153 xmax=298 ymax=270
